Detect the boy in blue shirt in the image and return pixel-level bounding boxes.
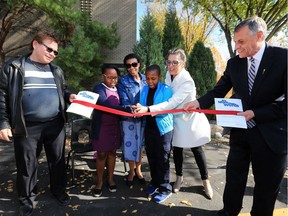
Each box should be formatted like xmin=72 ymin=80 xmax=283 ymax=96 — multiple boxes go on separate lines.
xmin=138 ymin=64 xmax=174 ymax=203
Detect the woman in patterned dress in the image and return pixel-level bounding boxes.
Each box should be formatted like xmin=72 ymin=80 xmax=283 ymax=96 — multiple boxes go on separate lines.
xmin=118 ymin=53 xmax=147 ymax=187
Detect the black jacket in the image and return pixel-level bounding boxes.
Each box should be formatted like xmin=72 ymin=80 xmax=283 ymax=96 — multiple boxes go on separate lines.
xmin=0 ymin=54 xmax=72 ymax=136
xmin=198 ymin=45 xmax=287 ymax=154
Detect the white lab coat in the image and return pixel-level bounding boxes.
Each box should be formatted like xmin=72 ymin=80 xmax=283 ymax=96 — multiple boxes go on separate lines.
xmin=149 ymin=68 xmax=211 ymax=148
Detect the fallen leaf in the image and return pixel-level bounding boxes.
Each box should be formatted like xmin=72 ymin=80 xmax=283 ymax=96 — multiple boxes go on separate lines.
xmin=71 ymin=204 xmax=80 ymax=211
xmin=180 ymin=200 xmax=192 ymax=207
xmin=168 ymin=202 xmax=175 ymax=208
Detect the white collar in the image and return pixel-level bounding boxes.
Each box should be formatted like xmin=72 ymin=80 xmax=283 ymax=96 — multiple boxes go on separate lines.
xmin=101 ymin=83 xmax=117 ymax=91
xmin=249 ymin=42 xmax=265 ymax=61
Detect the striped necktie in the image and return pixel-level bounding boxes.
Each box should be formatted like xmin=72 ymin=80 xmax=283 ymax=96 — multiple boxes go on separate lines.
xmin=247 ymin=57 xmax=256 ymax=128
xmin=248 ymin=57 xmax=256 ymax=94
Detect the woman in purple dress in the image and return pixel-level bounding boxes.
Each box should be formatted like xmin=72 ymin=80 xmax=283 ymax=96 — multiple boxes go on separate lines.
xmin=91 ymin=64 xmax=131 ymax=197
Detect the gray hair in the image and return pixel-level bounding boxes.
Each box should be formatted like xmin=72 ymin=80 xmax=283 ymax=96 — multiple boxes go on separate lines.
xmin=234 ymin=15 xmax=267 ymax=40
xmin=167 ymin=48 xmax=187 ymax=63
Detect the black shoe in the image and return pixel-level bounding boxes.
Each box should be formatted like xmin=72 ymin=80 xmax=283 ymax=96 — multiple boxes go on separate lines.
xmin=107 ymin=183 xmax=117 ymax=192
xmin=93 ymin=188 xmax=102 ymax=197
xmin=217 ymin=209 xmax=229 ymax=216
xmin=139 ymin=177 xmax=146 ymax=184
xmin=126 ymin=174 xmax=134 ymax=187
xmin=19 ymin=204 xmax=33 ymax=216
xmin=53 ymin=192 xmax=71 ymax=206
xmin=126 ymin=179 xmax=133 ymax=187
xmin=19 ymin=197 xmax=33 ymax=216
xmin=134 ymin=168 xmax=146 ymax=184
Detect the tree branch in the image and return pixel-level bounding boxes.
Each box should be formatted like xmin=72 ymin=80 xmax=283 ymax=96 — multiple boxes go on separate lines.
xmin=5 ymin=43 xmax=31 ymax=55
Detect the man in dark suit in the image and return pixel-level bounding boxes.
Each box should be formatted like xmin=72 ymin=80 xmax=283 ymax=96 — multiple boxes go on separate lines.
xmin=183 ymin=15 xmax=287 ymax=216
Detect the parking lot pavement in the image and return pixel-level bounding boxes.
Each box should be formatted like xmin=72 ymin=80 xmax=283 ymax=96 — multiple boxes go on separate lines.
xmin=0 ymin=139 xmax=287 ymax=216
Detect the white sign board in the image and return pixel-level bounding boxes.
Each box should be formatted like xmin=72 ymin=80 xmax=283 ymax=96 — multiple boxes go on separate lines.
xmin=214 ymin=98 xmax=247 ymax=129
xmin=67 ymin=91 xmax=99 ymax=119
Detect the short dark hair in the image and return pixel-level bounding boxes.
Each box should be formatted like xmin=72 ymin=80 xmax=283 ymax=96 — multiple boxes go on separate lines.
xmin=101 ymin=64 xmax=120 ymax=76
xmin=30 ymin=30 xmax=59 ymax=50
xmin=145 ymin=64 xmax=161 ymax=76
xmin=123 ymin=53 xmax=141 ymax=65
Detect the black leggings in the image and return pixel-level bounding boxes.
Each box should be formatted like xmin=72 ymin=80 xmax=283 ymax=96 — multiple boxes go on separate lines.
xmin=173 ymin=146 xmax=208 ymax=180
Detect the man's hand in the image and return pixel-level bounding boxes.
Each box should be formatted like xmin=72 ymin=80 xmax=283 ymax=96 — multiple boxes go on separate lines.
xmin=0 ymin=128 xmax=13 ymax=142
xmin=183 ymin=100 xmax=200 ymax=111
xmin=237 ymin=110 xmax=255 ymax=121
xmin=69 ymin=94 xmax=77 ymax=103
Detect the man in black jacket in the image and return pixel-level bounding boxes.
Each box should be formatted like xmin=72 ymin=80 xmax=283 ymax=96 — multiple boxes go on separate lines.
xmin=184 ymin=16 xmax=287 ymax=216
xmin=0 ymin=31 xmax=76 ymax=216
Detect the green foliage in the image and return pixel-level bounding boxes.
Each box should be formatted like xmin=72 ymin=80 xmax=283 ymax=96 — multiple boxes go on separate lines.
xmin=191 ymin=0 xmax=288 ymax=57
xmin=187 ymin=40 xmax=216 ymax=97
xmin=146 ymin=0 xmax=287 ymax=57
xmin=55 ymin=17 xmax=120 ymax=90
xmin=133 ymin=11 xmax=165 ymax=75
xmin=188 ymin=40 xmax=217 ymax=120
xmin=0 ymin=0 xmax=120 ymax=90
xmin=162 ymin=5 xmax=184 ymax=57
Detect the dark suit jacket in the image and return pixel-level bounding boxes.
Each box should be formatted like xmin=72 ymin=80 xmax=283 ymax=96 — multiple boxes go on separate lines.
xmin=198 ymin=44 xmax=287 ymax=154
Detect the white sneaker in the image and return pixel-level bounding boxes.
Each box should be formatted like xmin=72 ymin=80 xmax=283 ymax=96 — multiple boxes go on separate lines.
xmin=173 ymin=175 xmax=183 ymax=193
xmin=203 ymin=179 xmax=213 ymax=199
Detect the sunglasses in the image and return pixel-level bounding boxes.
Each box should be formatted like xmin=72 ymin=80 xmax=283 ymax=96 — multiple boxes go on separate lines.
xmin=39 ymin=42 xmax=59 ymax=56
xmin=166 ymin=60 xmax=181 ymax=66
xmin=126 ymin=62 xmax=138 ymax=68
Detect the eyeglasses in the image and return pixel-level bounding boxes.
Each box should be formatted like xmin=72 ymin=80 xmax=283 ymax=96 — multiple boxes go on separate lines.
xmin=39 ymin=42 xmax=58 ymax=56
xmin=126 ymin=62 xmax=138 ymax=68
xmin=166 ymin=60 xmax=181 ymax=66
xmin=103 ymin=74 xmax=118 ymax=81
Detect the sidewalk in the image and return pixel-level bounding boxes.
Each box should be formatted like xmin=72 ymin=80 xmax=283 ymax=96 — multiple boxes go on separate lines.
xmin=0 ymin=137 xmax=287 ymax=216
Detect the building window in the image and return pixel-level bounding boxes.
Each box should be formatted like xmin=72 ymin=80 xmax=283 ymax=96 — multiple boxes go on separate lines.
xmin=80 ymin=0 xmax=92 ymax=20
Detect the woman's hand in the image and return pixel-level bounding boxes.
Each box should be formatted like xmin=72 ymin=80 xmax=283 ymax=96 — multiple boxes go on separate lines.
xmin=133 ymin=103 xmax=148 ymax=114
xmin=183 ymin=100 xmax=200 ymax=111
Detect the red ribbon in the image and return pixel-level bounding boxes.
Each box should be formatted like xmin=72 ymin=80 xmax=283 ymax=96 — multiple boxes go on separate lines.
xmin=72 ymin=99 xmax=239 ymax=117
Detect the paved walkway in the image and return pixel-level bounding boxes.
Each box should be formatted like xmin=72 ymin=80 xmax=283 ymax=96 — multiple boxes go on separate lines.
xmin=0 ymin=138 xmax=287 ymax=216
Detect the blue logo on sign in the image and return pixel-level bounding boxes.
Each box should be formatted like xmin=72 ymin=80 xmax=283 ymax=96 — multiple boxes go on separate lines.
xmin=218 ymin=99 xmax=239 ymax=107
xmin=79 ymin=92 xmax=94 ymax=100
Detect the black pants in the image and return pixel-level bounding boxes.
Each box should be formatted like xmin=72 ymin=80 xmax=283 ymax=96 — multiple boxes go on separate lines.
xmin=145 ymin=128 xmax=173 ymax=192
xmin=14 ymin=117 xmax=67 ymax=205
xmin=223 ymin=127 xmax=286 ymax=216
xmin=173 ymin=146 xmax=208 ymax=180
